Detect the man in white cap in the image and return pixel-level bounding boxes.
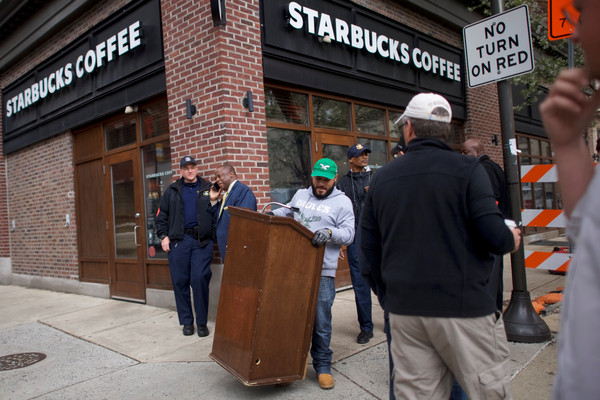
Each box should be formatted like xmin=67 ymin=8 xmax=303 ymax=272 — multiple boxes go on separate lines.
xmin=360 ymin=93 xmax=521 ymax=399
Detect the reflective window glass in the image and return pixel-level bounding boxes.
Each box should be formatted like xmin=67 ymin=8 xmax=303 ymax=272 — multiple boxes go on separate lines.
xmin=530 ymin=138 xmax=541 ymax=156
xmin=140 ymin=98 xmax=169 ymax=140
xmin=105 ymin=114 xmax=137 ymax=150
xmin=267 ymin=128 xmax=312 ymax=205
xmin=389 ymin=111 xmax=403 ymax=138
xmin=518 ymin=136 xmax=530 ymax=155
xmin=142 ymin=140 xmax=172 ymax=259
xmin=355 ymin=139 xmax=387 ymax=170
xmin=355 ymin=105 xmax=385 ymax=135
xmin=265 ymin=87 xmax=309 ymax=125
xmin=313 ymin=96 xmax=351 ymax=130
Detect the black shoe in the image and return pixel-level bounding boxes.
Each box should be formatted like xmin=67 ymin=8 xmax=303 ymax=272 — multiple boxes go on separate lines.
xmin=198 ymin=325 xmax=209 ymax=337
xmin=182 ymin=324 xmax=194 ymax=336
xmin=357 ymin=330 xmax=373 ymax=344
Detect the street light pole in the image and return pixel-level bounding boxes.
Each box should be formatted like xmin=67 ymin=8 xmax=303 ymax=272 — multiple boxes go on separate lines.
xmin=491 ymin=0 xmax=551 ymax=343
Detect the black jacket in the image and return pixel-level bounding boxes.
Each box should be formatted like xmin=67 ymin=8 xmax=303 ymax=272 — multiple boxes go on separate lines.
xmin=155 ymin=176 xmax=216 ymax=247
xmin=360 ymin=137 xmax=515 ymax=318
xmin=337 ymin=169 xmax=373 ymax=229
xmin=479 ymin=154 xmax=511 ymax=218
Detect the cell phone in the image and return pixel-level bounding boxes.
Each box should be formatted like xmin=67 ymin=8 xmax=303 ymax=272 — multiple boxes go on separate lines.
xmin=212 ymin=181 xmax=220 ymax=191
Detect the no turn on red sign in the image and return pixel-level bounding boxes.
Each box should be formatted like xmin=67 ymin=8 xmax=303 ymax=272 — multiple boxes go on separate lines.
xmin=463 ymin=5 xmax=534 ymax=88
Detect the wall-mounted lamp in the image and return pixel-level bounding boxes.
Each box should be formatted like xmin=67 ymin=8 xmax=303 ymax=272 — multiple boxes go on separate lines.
xmin=186 ymin=99 xmax=197 ymax=119
xmin=124 ymin=105 xmax=138 ymax=114
xmin=492 ymin=134 xmax=499 ymax=146
xmin=242 ymin=91 xmax=254 ymax=112
xmin=210 ymin=0 xmax=227 ymax=26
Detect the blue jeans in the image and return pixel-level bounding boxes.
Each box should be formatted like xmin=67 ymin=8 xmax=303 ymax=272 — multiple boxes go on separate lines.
xmin=168 ymin=235 xmax=213 ymax=326
xmin=311 ymin=276 xmax=336 ymax=375
xmin=346 ymin=240 xmax=373 ymax=332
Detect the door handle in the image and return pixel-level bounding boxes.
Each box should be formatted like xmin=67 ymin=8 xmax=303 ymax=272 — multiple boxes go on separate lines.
xmin=134 ymin=225 xmax=141 ymax=247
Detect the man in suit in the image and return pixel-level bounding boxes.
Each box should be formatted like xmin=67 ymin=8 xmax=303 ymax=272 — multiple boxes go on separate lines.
xmin=213 ymin=164 xmax=257 ymax=261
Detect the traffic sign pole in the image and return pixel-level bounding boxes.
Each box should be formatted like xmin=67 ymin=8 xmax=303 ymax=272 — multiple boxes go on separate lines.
xmin=491 ymin=0 xmax=551 ymax=343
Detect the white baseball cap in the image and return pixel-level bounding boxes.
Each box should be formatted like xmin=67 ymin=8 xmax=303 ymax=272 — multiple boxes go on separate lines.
xmin=396 ymin=93 xmax=452 ymax=124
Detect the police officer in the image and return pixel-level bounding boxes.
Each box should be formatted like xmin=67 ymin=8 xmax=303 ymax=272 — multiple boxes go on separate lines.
xmin=156 ymin=156 xmax=217 ymax=337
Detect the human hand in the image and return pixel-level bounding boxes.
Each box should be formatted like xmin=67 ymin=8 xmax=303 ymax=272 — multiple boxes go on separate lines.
xmin=209 ymin=185 xmax=221 ymax=202
xmin=161 ymin=236 xmax=171 ymax=252
xmin=312 ymin=228 xmax=332 ymax=247
xmin=339 ymin=248 xmax=345 ymax=260
xmin=540 ymin=68 xmax=600 ymax=149
xmin=510 ymin=227 xmax=521 ymax=253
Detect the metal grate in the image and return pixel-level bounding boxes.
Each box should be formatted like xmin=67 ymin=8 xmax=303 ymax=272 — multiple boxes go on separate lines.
xmin=0 ymin=352 xmax=47 ymax=371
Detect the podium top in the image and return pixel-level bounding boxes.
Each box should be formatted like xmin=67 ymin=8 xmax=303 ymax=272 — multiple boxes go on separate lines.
xmin=227 ymin=206 xmax=315 ymax=241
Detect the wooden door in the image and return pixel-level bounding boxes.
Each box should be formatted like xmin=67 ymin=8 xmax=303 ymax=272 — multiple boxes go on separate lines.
xmin=105 ymin=149 xmax=146 ymax=301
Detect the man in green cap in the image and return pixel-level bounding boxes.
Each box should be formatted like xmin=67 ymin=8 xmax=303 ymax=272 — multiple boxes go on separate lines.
xmin=271 ymin=158 xmax=355 ymax=390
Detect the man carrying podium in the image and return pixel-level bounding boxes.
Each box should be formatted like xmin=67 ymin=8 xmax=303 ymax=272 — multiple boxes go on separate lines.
xmin=271 ymin=158 xmax=354 ymax=390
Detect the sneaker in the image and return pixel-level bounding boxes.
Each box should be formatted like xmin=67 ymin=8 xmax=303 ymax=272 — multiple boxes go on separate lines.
xmin=198 ymin=325 xmax=209 ymax=337
xmin=318 ymin=373 xmax=335 ymax=390
xmin=357 ymin=330 xmax=373 ymax=344
xmin=182 ymin=324 xmax=194 ymax=336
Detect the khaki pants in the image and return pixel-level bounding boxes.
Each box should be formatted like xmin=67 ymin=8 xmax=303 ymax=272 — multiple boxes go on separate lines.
xmin=389 ymin=313 xmax=511 ymax=400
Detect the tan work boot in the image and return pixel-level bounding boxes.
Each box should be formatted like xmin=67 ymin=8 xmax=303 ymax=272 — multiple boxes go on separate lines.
xmin=318 ymin=373 xmax=335 ymax=390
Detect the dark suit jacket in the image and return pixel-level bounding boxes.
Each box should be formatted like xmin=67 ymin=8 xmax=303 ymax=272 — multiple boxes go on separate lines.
xmin=216 ymin=181 xmax=257 ymax=261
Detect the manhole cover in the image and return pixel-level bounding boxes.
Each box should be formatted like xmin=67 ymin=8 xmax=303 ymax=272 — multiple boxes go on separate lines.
xmin=0 ymin=352 xmax=47 ymax=371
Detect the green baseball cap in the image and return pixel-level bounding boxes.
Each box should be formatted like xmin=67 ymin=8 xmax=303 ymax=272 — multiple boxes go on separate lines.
xmin=311 ymin=158 xmax=338 ymax=180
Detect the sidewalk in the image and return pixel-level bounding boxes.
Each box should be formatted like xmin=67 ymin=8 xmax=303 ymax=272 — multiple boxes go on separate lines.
xmin=0 ymin=244 xmax=565 ymax=399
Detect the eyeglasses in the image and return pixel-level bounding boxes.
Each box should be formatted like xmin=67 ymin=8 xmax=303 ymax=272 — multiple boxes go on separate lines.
xmin=182 ymin=166 xmax=198 ymax=172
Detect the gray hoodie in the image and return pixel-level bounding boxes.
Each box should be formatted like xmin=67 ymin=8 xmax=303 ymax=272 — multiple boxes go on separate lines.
xmin=273 ymin=187 xmax=355 ymax=277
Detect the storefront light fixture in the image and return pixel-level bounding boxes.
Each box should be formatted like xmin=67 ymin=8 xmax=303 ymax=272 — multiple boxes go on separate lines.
xmin=242 ymin=91 xmax=254 ymax=112
xmin=124 ymin=105 xmax=138 ymax=114
xmin=210 ymin=0 xmax=226 ymax=26
xmin=186 ymin=99 xmax=197 ymax=119
xmin=319 ymin=34 xmax=332 ymax=44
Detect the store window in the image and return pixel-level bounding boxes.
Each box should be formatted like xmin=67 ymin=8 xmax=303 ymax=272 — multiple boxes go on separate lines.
xmin=105 ymin=114 xmax=137 ymax=150
xmin=355 ymin=105 xmax=385 ymax=136
xmin=265 ymin=85 xmax=462 ymax=204
xmin=265 ymin=87 xmax=309 ymax=126
xmin=313 ymin=96 xmax=351 ymax=131
xmin=266 ymin=128 xmax=311 ymax=204
xmin=141 ymin=98 xmax=169 ymax=139
xmin=142 ymin=140 xmax=172 ymax=259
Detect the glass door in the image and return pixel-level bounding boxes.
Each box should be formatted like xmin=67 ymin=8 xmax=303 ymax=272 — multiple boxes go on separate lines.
xmin=106 ymin=149 xmax=146 ymax=301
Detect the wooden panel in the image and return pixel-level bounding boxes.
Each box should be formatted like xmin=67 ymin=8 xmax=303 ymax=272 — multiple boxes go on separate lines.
xmin=112 ymin=261 xmax=145 ymax=301
xmin=76 ymin=157 xmax=109 ymax=282
xmin=76 ymin=159 xmax=108 ymax=258
xmin=79 ymin=260 xmax=109 ymax=282
xmin=211 ymin=207 xmax=324 ymax=386
xmin=146 ymin=262 xmax=172 ymax=288
xmin=73 ymin=125 xmax=103 ymax=162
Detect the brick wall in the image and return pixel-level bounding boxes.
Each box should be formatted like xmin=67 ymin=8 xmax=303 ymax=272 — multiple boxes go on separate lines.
xmin=6 ymin=134 xmax=79 ymax=279
xmin=161 ymin=0 xmax=270 ymax=206
xmin=0 ymin=0 xmax=129 ymax=275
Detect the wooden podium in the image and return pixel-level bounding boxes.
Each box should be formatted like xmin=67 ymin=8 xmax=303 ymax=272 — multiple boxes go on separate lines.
xmin=210 ymin=207 xmax=325 ymax=386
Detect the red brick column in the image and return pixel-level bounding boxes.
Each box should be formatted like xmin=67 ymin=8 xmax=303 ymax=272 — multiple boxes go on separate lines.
xmin=161 ymin=0 xmax=270 ymax=206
